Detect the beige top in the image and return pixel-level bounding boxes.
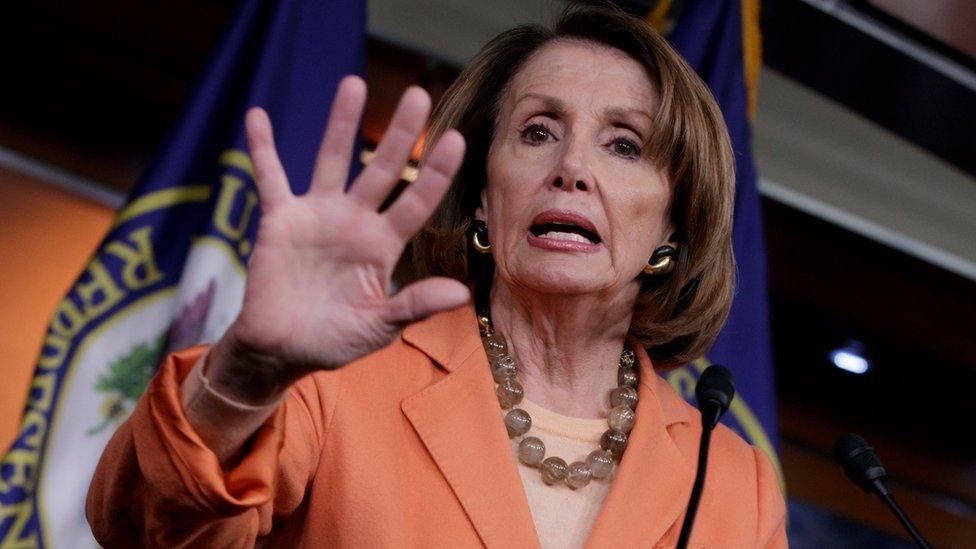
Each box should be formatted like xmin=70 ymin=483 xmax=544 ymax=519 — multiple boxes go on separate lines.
xmin=505 ymin=399 xmax=614 ymax=549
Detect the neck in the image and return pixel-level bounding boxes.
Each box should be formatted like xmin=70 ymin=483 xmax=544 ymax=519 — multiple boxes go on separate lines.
xmin=488 ymin=280 xmax=638 ymax=419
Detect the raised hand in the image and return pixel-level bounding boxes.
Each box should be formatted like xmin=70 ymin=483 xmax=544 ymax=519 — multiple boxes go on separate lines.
xmin=207 ymin=76 xmax=470 ymax=405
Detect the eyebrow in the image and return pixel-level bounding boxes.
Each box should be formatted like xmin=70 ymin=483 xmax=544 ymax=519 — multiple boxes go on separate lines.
xmin=605 ymin=106 xmax=654 ymax=125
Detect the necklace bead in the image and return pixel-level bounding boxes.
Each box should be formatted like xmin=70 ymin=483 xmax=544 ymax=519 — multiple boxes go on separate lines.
xmin=609 ymin=386 xmax=638 ymax=409
xmin=484 ymin=332 xmax=509 ymax=359
xmin=600 ymin=429 xmax=629 ymax=460
xmin=620 ymin=349 xmax=636 ymax=368
xmin=491 ymin=355 xmax=517 ymax=382
xmin=617 ymin=368 xmax=639 ymax=388
xmin=540 ymin=457 xmax=569 ymax=485
xmin=496 ymin=377 xmax=524 ymax=409
xmin=518 ymin=436 xmax=546 ymax=466
xmin=608 ymin=405 xmax=636 ymax=433
xmin=585 ymin=449 xmax=614 ymax=479
xmin=566 ymin=461 xmax=593 ymax=489
xmin=504 ymin=408 xmax=532 ymax=437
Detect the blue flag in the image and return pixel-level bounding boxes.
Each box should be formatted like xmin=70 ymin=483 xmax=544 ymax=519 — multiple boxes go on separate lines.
xmin=655 ymin=0 xmax=783 ymax=481
xmin=0 ymin=1 xmax=364 ymax=546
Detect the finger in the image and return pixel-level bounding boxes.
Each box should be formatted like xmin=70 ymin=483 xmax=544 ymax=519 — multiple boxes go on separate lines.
xmin=385 ymin=130 xmax=466 ymax=241
xmin=384 ymin=277 xmax=471 ymax=327
xmin=349 ymin=86 xmax=431 ymax=207
xmin=309 ymin=75 xmax=367 ymax=195
xmin=245 ymin=107 xmax=292 ymax=210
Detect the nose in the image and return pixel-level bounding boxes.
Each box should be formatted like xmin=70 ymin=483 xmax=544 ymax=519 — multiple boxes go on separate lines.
xmin=550 ymin=136 xmax=592 ymax=192
xmin=552 ymin=177 xmax=589 ymax=191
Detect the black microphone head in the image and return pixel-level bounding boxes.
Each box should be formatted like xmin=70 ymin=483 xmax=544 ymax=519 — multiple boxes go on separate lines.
xmin=695 ymin=364 xmax=735 ymax=422
xmin=834 ymin=433 xmax=888 ymax=494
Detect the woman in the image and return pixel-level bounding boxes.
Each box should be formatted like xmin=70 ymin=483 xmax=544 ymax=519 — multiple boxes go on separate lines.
xmin=88 ymin=4 xmax=786 ymax=547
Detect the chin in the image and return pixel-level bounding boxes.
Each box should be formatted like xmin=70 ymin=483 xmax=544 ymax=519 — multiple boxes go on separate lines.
xmin=507 ymin=259 xmax=609 ymax=296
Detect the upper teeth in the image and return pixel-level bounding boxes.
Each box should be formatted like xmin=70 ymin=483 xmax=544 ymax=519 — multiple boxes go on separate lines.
xmin=541 ymin=231 xmax=594 ymax=244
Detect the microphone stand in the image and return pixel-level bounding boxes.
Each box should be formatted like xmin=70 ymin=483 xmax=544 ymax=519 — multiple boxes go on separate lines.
xmin=834 ymin=434 xmax=932 ymax=549
xmin=677 ymin=364 xmax=733 ymax=549
xmin=676 ymin=404 xmax=720 ymax=549
xmin=873 ymin=479 xmax=932 ymax=549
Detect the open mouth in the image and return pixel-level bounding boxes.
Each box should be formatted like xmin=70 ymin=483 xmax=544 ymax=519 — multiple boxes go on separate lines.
xmin=527 ymin=209 xmax=603 ymax=250
xmin=529 ymin=222 xmax=601 ymax=245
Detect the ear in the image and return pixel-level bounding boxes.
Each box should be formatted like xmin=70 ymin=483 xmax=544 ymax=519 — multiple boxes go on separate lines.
xmin=474 ymin=189 xmax=488 ymax=222
xmin=659 ymin=224 xmax=679 ymax=248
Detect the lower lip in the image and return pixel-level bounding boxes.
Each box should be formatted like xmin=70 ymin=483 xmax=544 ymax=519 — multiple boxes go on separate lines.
xmin=526 ymin=232 xmax=602 ymax=253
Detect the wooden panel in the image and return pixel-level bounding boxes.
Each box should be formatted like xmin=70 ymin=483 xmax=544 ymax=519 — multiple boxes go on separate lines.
xmin=0 ymin=167 xmax=114 ymax=451
xmin=782 ymin=441 xmax=976 ymax=546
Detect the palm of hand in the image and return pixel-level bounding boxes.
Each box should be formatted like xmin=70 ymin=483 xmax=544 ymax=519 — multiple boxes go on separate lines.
xmin=225 ymin=76 xmax=470 ymax=377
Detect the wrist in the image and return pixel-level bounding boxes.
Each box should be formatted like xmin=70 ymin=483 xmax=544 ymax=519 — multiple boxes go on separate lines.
xmin=207 ymin=329 xmax=297 ymax=406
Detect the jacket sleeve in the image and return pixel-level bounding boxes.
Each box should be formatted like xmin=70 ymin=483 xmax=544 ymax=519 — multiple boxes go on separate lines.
xmin=753 ymin=446 xmax=788 ymax=548
xmin=85 ymin=345 xmax=342 ymax=547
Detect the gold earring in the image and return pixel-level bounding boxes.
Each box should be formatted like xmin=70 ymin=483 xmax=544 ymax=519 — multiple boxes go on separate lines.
xmin=472 ymin=221 xmax=491 ymax=253
xmin=643 ymin=245 xmax=677 ymax=276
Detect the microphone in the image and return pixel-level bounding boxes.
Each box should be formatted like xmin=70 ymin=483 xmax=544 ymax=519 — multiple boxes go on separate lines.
xmin=676 ymin=365 xmax=735 ymax=549
xmin=833 ymin=434 xmax=932 ymax=549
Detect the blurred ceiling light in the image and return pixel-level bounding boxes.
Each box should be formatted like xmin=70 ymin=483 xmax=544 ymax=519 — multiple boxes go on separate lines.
xmin=829 ymin=342 xmax=871 ymax=374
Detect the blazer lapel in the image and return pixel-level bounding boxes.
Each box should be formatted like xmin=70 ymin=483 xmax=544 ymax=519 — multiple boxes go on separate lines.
xmin=400 ymin=306 xmax=540 ymax=548
xmin=585 ymin=341 xmax=696 ymax=547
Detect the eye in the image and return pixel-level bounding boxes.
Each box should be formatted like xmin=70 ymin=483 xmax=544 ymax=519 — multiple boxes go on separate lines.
xmin=520 ymin=123 xmax=554 ymax=145
xmin=610 ymin=137 xmax=641 ymax=159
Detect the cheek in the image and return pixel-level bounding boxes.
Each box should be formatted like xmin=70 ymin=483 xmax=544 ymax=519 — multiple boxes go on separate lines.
xmin=609 ymin=185 xmax=671 ymax=262
xmin=486 ymin=184 xmax=532 ymax=251
xmin=484 ymin=144 xmax=554 ymax=229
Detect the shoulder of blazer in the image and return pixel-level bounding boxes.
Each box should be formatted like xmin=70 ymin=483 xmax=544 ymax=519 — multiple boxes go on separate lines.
xmin=647 ymin=370 xmax=764 ymax=473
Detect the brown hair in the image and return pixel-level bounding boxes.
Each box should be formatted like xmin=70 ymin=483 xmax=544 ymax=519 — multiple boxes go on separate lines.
xmin=409 ymin=2 xmax=736 ymax=369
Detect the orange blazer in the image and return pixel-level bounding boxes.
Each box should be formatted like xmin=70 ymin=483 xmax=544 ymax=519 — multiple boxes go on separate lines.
xmin=87 ymin=305 xmax=787 ymax=547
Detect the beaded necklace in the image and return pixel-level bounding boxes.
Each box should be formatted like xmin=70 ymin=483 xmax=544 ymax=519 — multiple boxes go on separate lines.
xmin=478 ymin=315 xmax=639 ymax=489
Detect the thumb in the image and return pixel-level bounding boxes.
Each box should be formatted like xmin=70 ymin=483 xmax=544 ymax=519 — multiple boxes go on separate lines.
xmin=385 ymin=277 xmax=471 ymax=327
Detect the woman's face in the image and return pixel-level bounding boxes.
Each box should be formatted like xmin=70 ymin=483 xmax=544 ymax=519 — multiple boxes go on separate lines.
xmin=481 ymin=39 xmax=672 ymax=298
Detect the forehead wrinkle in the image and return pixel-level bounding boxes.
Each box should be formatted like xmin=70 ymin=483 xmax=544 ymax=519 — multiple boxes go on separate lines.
xmin=511 ymin=92 xmax=566 ymax=115
xmin=509 ymin=70 xmax=656 ymax=125
xmin=495 ymin=40 xmax=658 ymax=141
xmin=512 ymin=90 xmax=653 ymax=127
